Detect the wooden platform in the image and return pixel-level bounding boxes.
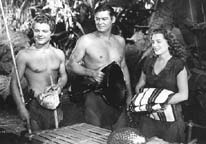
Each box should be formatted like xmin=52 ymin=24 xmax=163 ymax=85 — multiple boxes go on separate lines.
xmin=28 ymin=123 xmax=112 ymax=144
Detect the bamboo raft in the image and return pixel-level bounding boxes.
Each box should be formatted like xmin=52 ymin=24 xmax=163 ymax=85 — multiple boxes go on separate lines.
xmin=28 ymin=123 xmax=112 ymax=144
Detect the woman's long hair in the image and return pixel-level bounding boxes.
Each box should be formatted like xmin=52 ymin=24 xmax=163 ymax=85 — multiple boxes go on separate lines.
xmin=150 ymin=28 xmax=187 ymax=62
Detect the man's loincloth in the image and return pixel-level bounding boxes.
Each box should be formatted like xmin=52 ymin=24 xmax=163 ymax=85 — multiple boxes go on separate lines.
xmin=25 ymin=89 xmax=63 ymax=131
xmin=73 ymin=62 xmax=128 ymax=128
xmin=84 ymin=91 xmax=125 ymax=128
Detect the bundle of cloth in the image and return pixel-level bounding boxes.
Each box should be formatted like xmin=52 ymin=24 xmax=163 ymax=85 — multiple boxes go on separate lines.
xmin=37 ymin=85 xmax=60 ymax=110
xmin=100 ymin=61 xmax=127 ymax=109
xmin=130 ymin=88 xmax=176 ymax=122
xmin=70 ymin=61 xmax=127 ymax=110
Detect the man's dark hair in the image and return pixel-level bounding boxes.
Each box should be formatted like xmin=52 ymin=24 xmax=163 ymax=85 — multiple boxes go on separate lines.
xmin=32 ymin=13 xmax=56 ymax=33
xmin=94 ymin=3 xmax=115 ymax=17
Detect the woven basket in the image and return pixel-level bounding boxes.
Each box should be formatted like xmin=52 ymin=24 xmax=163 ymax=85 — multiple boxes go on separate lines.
xmin=0 ymin=75 xmax=11 ymax=100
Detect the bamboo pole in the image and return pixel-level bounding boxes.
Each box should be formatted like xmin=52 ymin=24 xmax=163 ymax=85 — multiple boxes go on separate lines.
xmin=188 ymin=0 xmax=194 ymax=22
xmin=187 ymin=120 xmax=193 ymax=143
xmin=0 ymin=0 xmax=31 ymax=134
xmin=148 ymin=0 xmax=159 ymax=27
xmin=201 ymin=0 xmax=206 ymax=22
xmin=50 ymin=75 xmax=59 ymax=129
xmin=188 ymin=0 xmax=201 ymax=64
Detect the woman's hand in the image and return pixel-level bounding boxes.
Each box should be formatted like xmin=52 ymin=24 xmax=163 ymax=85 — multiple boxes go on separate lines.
xmin=135 ymin=87 xmax=143 ymax=94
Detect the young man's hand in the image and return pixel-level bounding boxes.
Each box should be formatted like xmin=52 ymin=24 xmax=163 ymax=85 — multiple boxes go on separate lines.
xmin=44 ymin=85 xmax=61 ymax=95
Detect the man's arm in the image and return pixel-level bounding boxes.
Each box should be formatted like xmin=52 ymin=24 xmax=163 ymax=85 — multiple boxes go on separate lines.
xmin=67 ymin=35 xmax=103 ymax=82
xmin=121 ymin=56 xmax=133 ymax=106
xmin=11 ymin=51 xmax=30 ymax=123
xmin=68 ymin=36 xmax=93 ymax=76
xmin=56 ymin=49 xmax=68 ymax=90
xmin=119 ymin=37 xmax=132 ymax=107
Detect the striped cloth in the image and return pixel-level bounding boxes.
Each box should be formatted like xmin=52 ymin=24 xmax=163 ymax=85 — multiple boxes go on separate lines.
xmin=130 ymin=88 xmax=176 ymax=122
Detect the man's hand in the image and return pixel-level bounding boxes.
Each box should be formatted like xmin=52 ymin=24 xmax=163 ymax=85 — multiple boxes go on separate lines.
xmin=92 ymin=70 xmax=105 ymax=84
xmin=125 ymin=84 xmax=133 ymax=109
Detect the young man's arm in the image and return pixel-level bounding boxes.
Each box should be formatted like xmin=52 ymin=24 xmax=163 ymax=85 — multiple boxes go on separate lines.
xmin=56 ymin=49 xmax=68 ymax=91
xmin=11 ymin=51 xmax=30 ymax=123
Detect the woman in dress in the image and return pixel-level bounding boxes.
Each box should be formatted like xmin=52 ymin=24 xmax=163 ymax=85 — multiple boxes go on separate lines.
xmin=134 ymin=28 xmax=188 ymax=143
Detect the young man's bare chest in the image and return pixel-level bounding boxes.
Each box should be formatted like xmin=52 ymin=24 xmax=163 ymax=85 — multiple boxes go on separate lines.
xmin=26 ymin=51 xmax=61 ymax=73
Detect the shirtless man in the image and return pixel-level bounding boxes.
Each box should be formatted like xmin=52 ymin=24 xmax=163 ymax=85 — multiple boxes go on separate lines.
xmin=11 ymin=14 xmax=67 ymax=131
xmin=68 ymin=4 xmax=132 ymax=129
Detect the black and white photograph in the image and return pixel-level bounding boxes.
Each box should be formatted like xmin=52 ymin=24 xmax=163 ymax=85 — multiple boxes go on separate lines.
xmin=0 ymin=0 xmax=206 ymax=143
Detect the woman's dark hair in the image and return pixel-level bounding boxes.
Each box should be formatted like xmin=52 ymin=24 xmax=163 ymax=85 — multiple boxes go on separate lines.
xmin=150 ymin=28 xmax=186 ymax=61
xmin=94 ymin=3 xmax=115 ymax=17
xmin=32 ymin=13 xmax=56 ymax=33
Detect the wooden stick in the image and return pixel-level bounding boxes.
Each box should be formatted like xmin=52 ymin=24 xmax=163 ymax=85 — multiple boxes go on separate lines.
xmin=201 ymin=0 xmax=206 ymax=22
xmin=50 ymin=75 xmax=54 ymax=86
xmin=54 ymin=110 xmax=59 ymax=128
xmin=148 ymin=0 xmax=159 ymax=27
xmin=50 ymin=75 xmax=59 ymax=128
xmin=189 ymin=0 xmax=201 ymax=64
xmin=0 ymin=0 xmax=31 ymax=134
xmin=187 ymin=120 xmax=193 ymax=143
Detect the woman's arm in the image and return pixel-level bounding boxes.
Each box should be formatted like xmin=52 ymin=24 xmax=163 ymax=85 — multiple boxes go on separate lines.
xmin=135 ymin=71 xmax=146 ymax=94
xmin=168 ymin=67 xmax=188 ymax=104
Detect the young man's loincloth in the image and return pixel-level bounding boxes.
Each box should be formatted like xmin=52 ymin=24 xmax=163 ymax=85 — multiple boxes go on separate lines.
xmin=25 ymin=89 xmax=63 ymax=131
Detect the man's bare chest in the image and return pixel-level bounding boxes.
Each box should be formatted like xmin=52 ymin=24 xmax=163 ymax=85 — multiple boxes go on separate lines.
xmin=27 ymin=55 xmax=60 ymax=73
xmin=87 ymin=44 xmax=123 ymax=60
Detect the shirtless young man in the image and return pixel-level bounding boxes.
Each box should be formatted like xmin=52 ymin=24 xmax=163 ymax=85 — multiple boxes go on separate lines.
xmin=11 ymin=14 xmax=67 ymax=131
xmin=68 ymin=4 xmax=132 ymax=129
